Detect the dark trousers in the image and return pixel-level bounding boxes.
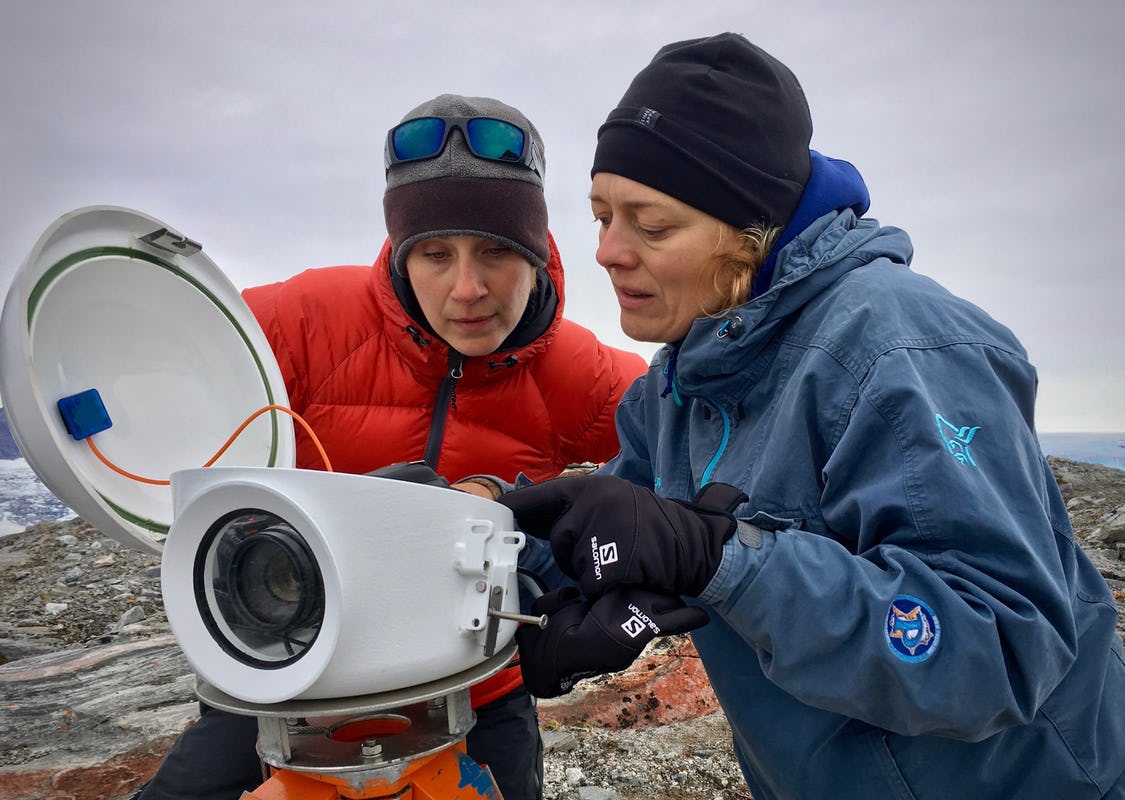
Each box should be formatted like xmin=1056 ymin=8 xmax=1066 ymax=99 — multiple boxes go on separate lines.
xmin=466 ymin=686 xmax=544 ymax=800
xmin=133 ymin=687 xmax=542 ymax=800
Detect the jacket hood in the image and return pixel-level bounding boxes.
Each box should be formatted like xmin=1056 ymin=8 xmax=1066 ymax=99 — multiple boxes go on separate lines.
xmin=372 ymin=231 xmax=567 ymax=381
xmin=751 ymin=150 xmax=872 ymax=297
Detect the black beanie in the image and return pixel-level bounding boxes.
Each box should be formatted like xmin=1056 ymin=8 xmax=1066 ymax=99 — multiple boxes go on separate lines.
xmin=592 ymin=33 xmax=813 ymax=231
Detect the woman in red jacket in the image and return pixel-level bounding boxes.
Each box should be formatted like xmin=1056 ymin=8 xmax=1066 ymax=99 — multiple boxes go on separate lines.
xmin=133 ymin=94 xmax=646 ymax=800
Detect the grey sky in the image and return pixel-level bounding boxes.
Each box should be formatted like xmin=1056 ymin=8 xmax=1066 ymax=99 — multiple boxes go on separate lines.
xmin=1 ymin=1 xmax=1122 ymax=431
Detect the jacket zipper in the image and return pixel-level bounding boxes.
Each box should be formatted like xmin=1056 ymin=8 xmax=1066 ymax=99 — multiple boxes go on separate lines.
xmin=422 ymin=350 xmax=464 ymax=468
xmin=700 ymin=399 xmax=732 ymax=486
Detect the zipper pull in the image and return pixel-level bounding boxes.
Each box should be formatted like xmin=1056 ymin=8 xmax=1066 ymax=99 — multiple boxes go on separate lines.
xmin=448 ymin=351 xmax=464 ymax=411
xmin=405 ymin=324 xmax=431 ymax=348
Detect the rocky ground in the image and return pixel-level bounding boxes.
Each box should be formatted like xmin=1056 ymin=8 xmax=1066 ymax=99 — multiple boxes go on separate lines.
xmin=0 ymin=456 xmax=1123 ymax=800
xmin=0 ymin=527 xmax=167 ymax=664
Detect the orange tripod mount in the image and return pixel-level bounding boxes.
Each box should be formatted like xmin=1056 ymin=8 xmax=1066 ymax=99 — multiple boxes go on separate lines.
xmin=195 ymin=644 xmax=516 ymax=800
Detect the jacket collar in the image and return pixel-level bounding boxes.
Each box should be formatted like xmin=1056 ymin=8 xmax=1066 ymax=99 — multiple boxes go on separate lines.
xmin=665 ymin=209 xmax=913 ymax=404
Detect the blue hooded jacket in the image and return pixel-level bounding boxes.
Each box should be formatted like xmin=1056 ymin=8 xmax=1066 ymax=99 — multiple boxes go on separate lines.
xmin=600 ymin=153 xmax=1125 ymax=799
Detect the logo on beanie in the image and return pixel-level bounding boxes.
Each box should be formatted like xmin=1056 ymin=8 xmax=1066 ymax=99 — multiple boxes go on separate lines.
xmin=886 ymin=595 xmax=940 ymax=663
xmin=635 ymin=107 xmax=661 ymax=129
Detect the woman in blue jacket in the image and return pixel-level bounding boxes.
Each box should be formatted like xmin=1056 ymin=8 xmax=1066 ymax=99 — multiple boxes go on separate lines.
xmin=501 ymin=33 xmax=1125 ymax=799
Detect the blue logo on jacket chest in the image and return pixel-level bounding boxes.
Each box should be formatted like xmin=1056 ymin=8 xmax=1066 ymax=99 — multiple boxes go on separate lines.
xmin=936 ymin=413 xmax=981 ymax=467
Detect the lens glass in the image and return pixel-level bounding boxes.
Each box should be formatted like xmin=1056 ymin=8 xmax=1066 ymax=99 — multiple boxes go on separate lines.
xmin=232 ymin=536 xmax=305 ymax=628
xmin=466 ymin=118 xmax=525 ymax=161
xmin=392 ymin=117 xmax=447 ymax=161
xmin=199 ymin=510 xmax=324 ymax=666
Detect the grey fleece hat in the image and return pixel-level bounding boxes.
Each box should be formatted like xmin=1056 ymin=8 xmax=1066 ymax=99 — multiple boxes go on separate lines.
xmin=384 ymin=94 xmax=549 ymax=274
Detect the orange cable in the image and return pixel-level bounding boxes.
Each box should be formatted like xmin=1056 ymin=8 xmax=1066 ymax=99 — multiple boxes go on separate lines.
xmin=85 ymin=437 xmax=171 ymax=485
xmin=203 ymin=405 xmax=333 ymax=472
xmin=84 ymin=404 xmax=332 ymax=486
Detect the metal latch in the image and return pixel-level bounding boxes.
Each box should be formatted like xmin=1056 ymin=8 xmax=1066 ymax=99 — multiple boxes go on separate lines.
xmin=453 ymin=521 xmax=534 ymax=655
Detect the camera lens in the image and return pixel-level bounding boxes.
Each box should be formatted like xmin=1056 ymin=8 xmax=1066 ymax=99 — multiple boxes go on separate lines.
xmin=197 ymin=510 xmax=325 ymax=666
xmin=229 ymin=530 xmax=316 ymax=630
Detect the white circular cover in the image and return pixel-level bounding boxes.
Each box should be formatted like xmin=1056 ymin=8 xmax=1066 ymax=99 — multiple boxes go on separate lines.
xmin=0 ymin=206 xmax=294 ymax=553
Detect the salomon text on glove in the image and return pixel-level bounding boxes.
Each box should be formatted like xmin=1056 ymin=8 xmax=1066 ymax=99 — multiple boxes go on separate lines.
xmin=515 ymin=585 xmax=710 ymax=698
xmin=499 ymin=474 xmax=747 ymax=599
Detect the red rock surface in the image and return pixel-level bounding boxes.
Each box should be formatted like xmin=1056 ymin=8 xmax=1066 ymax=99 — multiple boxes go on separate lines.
xmin=0 ymin=752 xmax=168 ymax=800
xmin=538 ymin=636 xmax=720 ymax=729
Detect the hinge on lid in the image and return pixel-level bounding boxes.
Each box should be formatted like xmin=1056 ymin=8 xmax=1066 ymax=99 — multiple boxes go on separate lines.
xmin=138 ymin=227 xmax=202 ymax=256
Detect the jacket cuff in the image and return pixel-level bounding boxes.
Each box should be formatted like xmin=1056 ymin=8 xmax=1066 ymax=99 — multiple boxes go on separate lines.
xmin=698 ymin=521 xmax=774 ymax=605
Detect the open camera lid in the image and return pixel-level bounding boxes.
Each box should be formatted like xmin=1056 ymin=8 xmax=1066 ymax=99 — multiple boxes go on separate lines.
xmin=0 ymin=206 xmax=295 ymax=555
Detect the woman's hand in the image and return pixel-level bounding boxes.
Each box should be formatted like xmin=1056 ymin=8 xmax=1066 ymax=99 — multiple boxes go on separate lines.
xmin=451 ymin=476 xmax=503 ymax=500
xmin=499 ymin=474 xmax=746 ymax=598
xmin=515 ymin=585 xmax=709 ymax=697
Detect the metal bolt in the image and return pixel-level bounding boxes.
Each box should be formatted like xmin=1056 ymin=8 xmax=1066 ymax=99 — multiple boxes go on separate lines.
xmin=487 ymin=608 xmax=549 ymax=628
xmin=360 ymin=738 xmax=383 ymax=757
xmin=475 ymin=580 xmax=488 ymax=592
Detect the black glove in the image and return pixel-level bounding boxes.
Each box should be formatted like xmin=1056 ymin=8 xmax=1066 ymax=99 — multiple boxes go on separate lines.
xmin=499 ymin=474 xmax=746 ymax=599
xmin=365 ymin=461 xmax=451 ymax=489
xmin=515 ymin=585 xmax=709 ymax=698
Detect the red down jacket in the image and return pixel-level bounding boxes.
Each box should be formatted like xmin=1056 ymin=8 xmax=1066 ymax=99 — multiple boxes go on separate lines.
xmin=242 ymin=233 xmax=646 ymax=706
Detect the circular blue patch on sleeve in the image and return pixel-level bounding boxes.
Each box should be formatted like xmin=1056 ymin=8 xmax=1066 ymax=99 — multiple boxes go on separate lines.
xmin=885 ymin=595 xmax=940 ymax=663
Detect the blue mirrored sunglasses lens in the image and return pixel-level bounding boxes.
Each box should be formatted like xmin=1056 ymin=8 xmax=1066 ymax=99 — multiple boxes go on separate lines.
xmin=466 ymin=118 xmax=525 ymax=162
xmin=392 ymin=118 xmax=447 ymax=161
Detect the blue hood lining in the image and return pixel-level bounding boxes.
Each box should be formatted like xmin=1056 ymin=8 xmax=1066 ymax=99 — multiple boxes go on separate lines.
xmin=750 ymin=150 xmax=871 ymax=298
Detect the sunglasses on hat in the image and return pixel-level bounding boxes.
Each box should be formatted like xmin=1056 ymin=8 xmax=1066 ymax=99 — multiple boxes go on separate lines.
xmin=384 ymin=116 xmax=543 ymax=178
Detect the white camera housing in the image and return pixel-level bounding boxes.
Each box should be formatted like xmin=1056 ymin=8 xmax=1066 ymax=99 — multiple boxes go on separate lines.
xmin=163 ymin=466 xmax=525 ymax=704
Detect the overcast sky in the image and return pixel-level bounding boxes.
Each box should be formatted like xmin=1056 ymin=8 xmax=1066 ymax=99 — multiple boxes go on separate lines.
xmin=1 ymin=1 xmax=1122 ymax=432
